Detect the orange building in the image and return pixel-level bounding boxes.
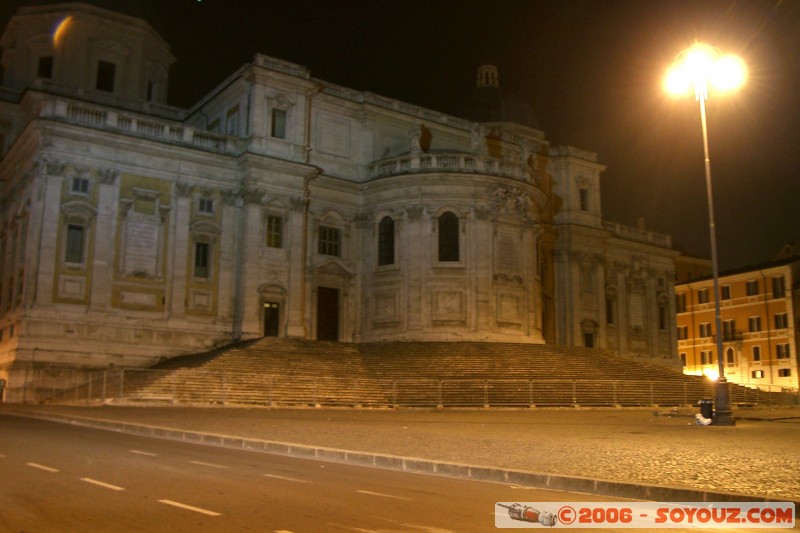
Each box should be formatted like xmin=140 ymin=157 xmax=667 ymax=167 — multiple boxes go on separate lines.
xmin=676 ymin=257 xmax=799 ymax=391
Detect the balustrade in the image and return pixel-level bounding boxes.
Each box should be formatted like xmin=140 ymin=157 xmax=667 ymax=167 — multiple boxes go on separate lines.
xmin=45 ymin=97 xmax=237 ymax=155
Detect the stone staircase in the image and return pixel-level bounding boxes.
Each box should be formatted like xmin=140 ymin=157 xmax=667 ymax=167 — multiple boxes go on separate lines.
xmin=98 ymin=338 xmax=771 ymax=408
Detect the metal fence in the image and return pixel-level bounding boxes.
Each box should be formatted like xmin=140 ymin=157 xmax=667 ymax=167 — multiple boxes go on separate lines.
xmin=4 ymin=367 xmax=798 ymax=409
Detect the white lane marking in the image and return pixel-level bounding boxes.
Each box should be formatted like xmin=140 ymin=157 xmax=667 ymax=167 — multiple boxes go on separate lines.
xmin=80 ymin=477 xmax=125 ymax=491
xmin=190 ymin=460 xmax=228 ymax=469
xmin=27 ymin=462 xmax=59 ymax=473
xmin=263 ymin=473 xmax=311 ymax=484
xmin=356 ymin=490 xmax=412 ymax=501
xmin=129 ymin=449 xmax=158 ymax=456
xmin=158 ymin=499 xmax=221 ymax=517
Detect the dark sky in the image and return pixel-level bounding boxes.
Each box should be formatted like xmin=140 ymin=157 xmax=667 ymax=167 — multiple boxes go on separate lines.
xmin=2 ymin=0 xmax=799 ymax=271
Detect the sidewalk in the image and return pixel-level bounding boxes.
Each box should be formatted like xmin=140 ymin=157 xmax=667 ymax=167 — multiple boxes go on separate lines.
xmin=2 ymin=404 xmax=798 ymax=504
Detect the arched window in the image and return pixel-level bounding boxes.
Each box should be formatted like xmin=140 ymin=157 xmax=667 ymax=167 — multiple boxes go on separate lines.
xmin=438 ymin=211 xmax=459 ymax=262
xmin=378 ymin=216 xmax=394 ymax=266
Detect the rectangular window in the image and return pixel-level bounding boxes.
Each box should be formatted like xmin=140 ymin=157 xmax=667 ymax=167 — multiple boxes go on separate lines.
xmin=96 ymin=60 xmax=116 ymax=92
xmin=679 ymin=353 xmax=686 ymax=366
xmin=720 ymin=285 xmax=731 ymax=300
xmin=437 ymin=212 xmax=460 ymax=262
xmin=226 ymin=106 xmax=239 ymax=136
xmin=65 ymin=224 xmax=85 ymax=264
xmin=772 ymin=276 xmax=785 ymax=298
xmin=677 ymin=325 xmax=688 ymax=340
xmin=751 ymin=370 xmax=764 ymax=379
xmin=752 ymin=345 xmax=761 ymax=362
xmin=71 ymin=176 xmax=89 ymax=194
xmin=748 ymin=316 xmax=761 ymax=332
xmin=775 ymin=312 xmax=789 ymax=329
xmin=606 ymin=297 xmax=615 ymax=325
xmin=722 ymin=319 xmax=736 ymax=340
xmin=699 ymin=322 xmax=712 ymax=338
xmin=198 ymin=198 xmax=214 ymax=214
xmin=266 ymin=215 xmax=283 ymax=248
xmin=776 ymin=344 xmax=790 ymax=359
xmin=658 ymin=305 xmax=667 ymax=331
xmin=318 ymin=225 xmax=340 ymax=256
xmin=194 ymin=242 xmax=210 ymax=278
xmin=778 ymin=368 xmax=791 ymax=378
xmin=726 ymin=349 xmax=735 ymax=365
xmin=697 ymin=288 xmax=709 ymax=304
xmin=579 ymin=188 xmax=589 ymax=211
xmin=38 ymin=56 xmax=54 ymax=79
xmin=746 ymin=280 xmax=759 ymax=296
xmin=700 ymin=350 xmax=712 ymax=365
xmin=675 ymin=293 xmax=686 ymax=313
xmin=377 ymin=216 xmax=395 ymax=266
xmin=271 ymin=109 xmax=287 ymax=139
xmin=146 ymin=80 xmax=155 ymax=101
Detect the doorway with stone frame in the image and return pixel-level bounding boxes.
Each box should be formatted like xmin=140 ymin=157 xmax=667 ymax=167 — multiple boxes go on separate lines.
xmin=316 ymin=286 xmax=339 ymax=341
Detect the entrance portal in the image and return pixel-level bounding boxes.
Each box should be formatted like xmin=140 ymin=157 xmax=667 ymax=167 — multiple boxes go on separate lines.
xmin=316 ymin=287 xmax=339 ymax=341
xmin=263 ymin=302 xmax=280 ymax=337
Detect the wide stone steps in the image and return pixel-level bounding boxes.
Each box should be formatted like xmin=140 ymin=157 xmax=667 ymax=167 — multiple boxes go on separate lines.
xmin=55 ymin=338 xmax=775 ymax=407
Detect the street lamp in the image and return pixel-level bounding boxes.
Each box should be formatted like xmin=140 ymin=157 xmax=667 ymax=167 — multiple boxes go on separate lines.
xmin=665 ymin=42 xmax=747 ymax=426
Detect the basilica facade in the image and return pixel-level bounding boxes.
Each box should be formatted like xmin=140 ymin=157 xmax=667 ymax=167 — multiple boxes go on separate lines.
xmin=0 ymin=2 xmax=679 ymax=387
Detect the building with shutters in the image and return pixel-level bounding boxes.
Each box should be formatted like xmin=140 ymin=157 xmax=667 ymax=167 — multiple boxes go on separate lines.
xmin=676 ymin=257 xmax=800 ymax=390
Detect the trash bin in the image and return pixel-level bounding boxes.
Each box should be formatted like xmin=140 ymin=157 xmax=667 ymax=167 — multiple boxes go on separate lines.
xmin=699 ymin=398 xmax=713 ymax=419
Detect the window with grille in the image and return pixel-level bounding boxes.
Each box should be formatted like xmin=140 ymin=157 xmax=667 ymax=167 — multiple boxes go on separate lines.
xmin=266 ymin=215 xmax=283 ymax=248
xmin=71 ymin=177 xmax=89 ymax=195
xmin=318 ymin=226 xmax=341 ymax=257
xmin=198 ymin=198 xmax=214 ymax=214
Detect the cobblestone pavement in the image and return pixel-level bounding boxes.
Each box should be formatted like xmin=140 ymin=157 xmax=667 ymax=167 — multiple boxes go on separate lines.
xmin=3 ymin=404 xmax=798 ymax=502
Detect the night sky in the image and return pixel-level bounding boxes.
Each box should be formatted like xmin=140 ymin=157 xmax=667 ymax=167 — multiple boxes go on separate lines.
xmin=2 ymin=0 xmax=799 ymax=271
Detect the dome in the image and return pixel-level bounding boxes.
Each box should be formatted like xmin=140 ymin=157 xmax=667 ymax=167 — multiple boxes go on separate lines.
xmin=462 ymin=63 xmax=541 ymax=130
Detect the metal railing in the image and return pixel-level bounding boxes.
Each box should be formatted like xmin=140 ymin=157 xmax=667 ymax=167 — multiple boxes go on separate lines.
xmin=4 ymin=368 xmax=798 ymax=409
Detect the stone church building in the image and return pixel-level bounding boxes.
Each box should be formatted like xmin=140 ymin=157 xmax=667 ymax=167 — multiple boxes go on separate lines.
xmin=0 ymin=2 xmax=679 ymax=387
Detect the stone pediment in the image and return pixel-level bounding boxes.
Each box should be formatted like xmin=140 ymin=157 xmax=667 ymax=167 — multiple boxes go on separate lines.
xmin=311 ymin=258 xmax=355 ymax=278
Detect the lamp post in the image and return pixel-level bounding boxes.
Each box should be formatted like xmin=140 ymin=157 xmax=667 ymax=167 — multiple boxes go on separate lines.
xmin=665 ymin=42 xmax=747 ymax=426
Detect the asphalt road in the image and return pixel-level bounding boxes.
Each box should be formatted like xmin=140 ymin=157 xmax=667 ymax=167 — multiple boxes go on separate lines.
xmin=1 ymin=415 xmax=625 ymax=532
xmin=2 ymin=415 xmax=795 ymax=532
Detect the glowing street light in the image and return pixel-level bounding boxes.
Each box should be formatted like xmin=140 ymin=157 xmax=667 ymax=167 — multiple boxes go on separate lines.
xmin=665 ymin=42 xmax=746 ymax=426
